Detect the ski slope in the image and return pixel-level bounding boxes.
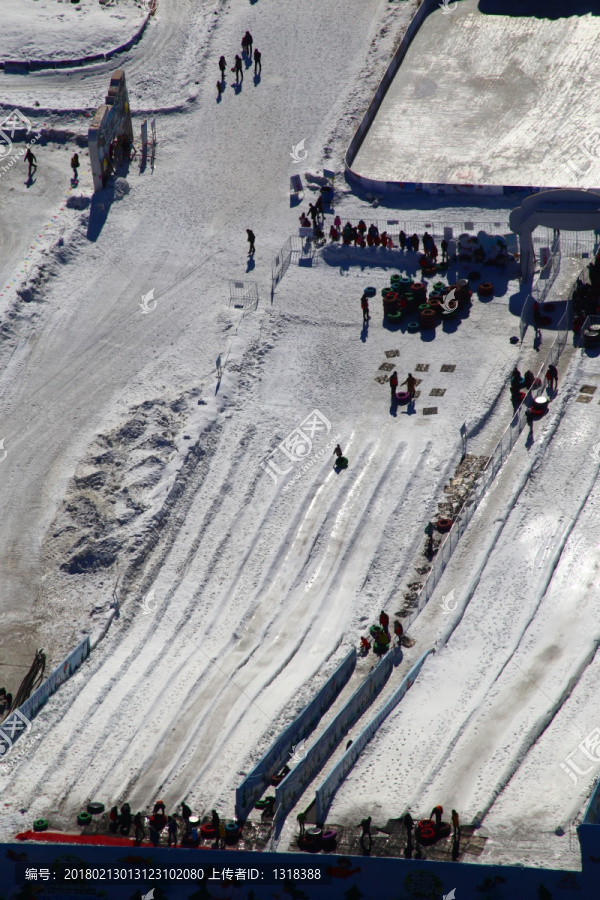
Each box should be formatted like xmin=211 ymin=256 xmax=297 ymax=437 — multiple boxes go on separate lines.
xmin=330 ymin=349 xmax=600 ymax=869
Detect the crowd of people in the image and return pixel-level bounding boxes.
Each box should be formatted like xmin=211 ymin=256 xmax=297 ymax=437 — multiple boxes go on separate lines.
xmin=217 ymin=32 xmax=262 ymax=98
xmin=360 ymin=609 xmax=403 ymax=655
xmin=105 ymin=799 xmax=232 ymax=849
xmin=323 ymin=219 xmax=450 ymax=262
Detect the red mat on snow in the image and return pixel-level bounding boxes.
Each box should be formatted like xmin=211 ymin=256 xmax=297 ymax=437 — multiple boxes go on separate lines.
xmin=16 ymin=831 xmax=142 ymax=846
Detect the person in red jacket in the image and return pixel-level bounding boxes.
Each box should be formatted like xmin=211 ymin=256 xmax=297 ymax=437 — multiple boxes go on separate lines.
xmin=390 ymin=370 xmax=399 ymax=401
xmin=361 ymin=294 xmax=370 ymax=323
xmin=379 ymin=610 xmax=390 ymax=632
xmin=394 ymin=620 xmax=403 ymax=644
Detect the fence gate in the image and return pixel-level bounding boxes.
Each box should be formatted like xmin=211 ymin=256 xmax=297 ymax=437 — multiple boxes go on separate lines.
xmin=229 ymin=280 xmax=258 ymax=310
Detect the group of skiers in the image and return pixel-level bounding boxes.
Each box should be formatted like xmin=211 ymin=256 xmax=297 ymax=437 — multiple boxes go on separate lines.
xmin=217 ymin=32 xmax=262 ymax=97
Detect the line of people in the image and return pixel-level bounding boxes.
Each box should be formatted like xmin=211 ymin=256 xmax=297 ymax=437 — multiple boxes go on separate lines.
xmin=107 ymin=799 xmax=229 ymax=849
xmin=327 ymin=220 xmax=451 ymax=262
xmin=217 ymin=32 xmax=262 ymax=98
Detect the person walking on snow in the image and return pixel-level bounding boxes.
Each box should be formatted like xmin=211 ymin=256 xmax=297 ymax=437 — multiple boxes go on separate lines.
xmin=219 ymin=55 xmax=227 ymax=80
xmin=390 ymin=369 xmax=399 ymax=401
xmin=394 ymin=620 xmax=403 ymax=644
xmin=402 ymin=373 xmax=417 ymax=401
xmin=379 ymin=610 xmax=390 ymax=632
xmin=361 ymin=294 xmax=370 ymax=323
xmin=297 ymin=811 xmax=306 ymax=838
xmin=211 ymin=809 xmax=220 ymax=834
xmin=246 ymin=228 xmax=255 ymax=254
xmin=425 ymin=520 xmax=434 ymax=556
xmin=359 ymin=816 xmax=372 ymax=849
xmin=24 ymin=146 xmax=37 ymax=177
xmin=254 ymin=47 xmax=262 ymax=75
xmin=70 ymin=153 xmax=79 ymax=182
xmin=441 ymin=238 xmax=448 ymax=262
xmin=167 ymin=816 xmax=178 ymax=846
xmin=452 ymin=809 xmax=459 ymax=839
xmin=242 ymin=31 xmax=253 ymax=55
xmin=233 ymin=54 xmax=243 ymax=82
xmin=546 ymin=363 xmax=558 ymax=392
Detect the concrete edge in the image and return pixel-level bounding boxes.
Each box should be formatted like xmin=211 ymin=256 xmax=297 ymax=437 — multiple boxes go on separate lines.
xmin=1 ymin=11 xmax=151 ymax=74
xmin=344 ymin=0 xmax=559 ymax=198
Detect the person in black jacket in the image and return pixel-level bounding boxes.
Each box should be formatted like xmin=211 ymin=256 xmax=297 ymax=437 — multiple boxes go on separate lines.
xmin=254 ymin=48 xmax=262 ymax=75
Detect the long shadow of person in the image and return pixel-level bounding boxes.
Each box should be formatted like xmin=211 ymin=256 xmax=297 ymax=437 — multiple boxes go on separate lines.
xmin=246 ymin=256 xmax=255 ymax=273
xmin=360 ymin=321 xmax=369 ymax=343
xmin=390 ymin=395 xmax=398 ymax=417
xmin=234 ymin=81 xmax=243 ymax=95
xmin=254 ymin=73 xmax=261 ymax=87
xmin=452 ymin=834 xmax=460 ymax=861
xmin=25 ymin=173 xmax=36 ymax=188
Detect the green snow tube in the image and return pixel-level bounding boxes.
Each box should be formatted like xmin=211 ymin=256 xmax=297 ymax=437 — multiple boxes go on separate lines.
xmin=77 ymin=812 xmax=93 ymax=827
xmin=33 ymin=819 xmax=48 ymax=832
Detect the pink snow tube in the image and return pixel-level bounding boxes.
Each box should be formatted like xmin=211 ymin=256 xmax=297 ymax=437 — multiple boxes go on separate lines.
xmin=396 ymin=391 xmax=411 ymax=404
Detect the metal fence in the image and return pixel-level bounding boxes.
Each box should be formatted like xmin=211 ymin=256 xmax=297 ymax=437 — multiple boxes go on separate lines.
xmin=404 ymin=312 xmax=571 ymax=629
xmin=271 ymin=236 xmax=299 ymax=294
xmin=229 ymin=279 xmax=258 ymax=311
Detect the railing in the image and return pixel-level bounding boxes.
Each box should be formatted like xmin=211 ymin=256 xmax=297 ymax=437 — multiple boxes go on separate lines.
xmin=519 ymin=234 xmax=561 ymax=343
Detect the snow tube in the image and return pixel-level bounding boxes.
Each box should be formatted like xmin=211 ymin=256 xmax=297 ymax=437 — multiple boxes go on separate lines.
xmin=225 ymin=822 xmax=241 ymax=843
xmin=510 ymin=335 xmax=519 ymax=344
xmin=305 ymin=828 xmax=322 ymax=844
xmin=411 ymin=282 xmax=426 ymax=297
xmin=457 ymin=278 xmax=469 ymax=288
xmin=201 ymin=823 xmax=216 ymax=838
xmin=255 ymin=799 xmax=268 ymax=809
xmin=436 ymin=517 xmax=453 ymax=532
xmin=584 ymin=329 xmax=600 ymax=346
xmin=428 ymin=292 xmax=444 ymax=303
xmin=322 ymin=829 xmax=337 ymax=846
xmin=387 ymin=311 xmax=402 ymax=324
xmin=478 ymin=282 xmax=494 ymax=296
xmin=407 ymin=321 xmax=420 ymax=333
xmin=419 ymin=308 xmax=437 ymax=328
xmin=87 ymin=802 xmax=105 ymax=816
xmin=78 ymin=812 xmax=92 ymax=827
xmin=396 ymin=391 xmax=411 ymax=404
xmin=335 ymin=456 xmax=348 ymax=469
xmin=364 ymin=286 xmax=377 ymax=298
xmin=531 ymin=397 xmax=548 ymax=416
xmin=33 ymin=819 xmax=48 ymax=832
xmin=270 ymin=773 xmax=285 ymax=786
xmin=418 ymin=303 xmax=430 ymax=312
xmin=423 ymin=266 xmax=437 ymax=276
xmin=403 ymin=291 xmax=415 ymax=306
xmin=433 ymin=281 xmax=446 ymax=292
xmin=437 ymin=822 xmax=452 ymax=839
xmin=417 ymin=820 xmax=437 ymax=845
xmin=369 ymin=624 xmax=382 ymax=637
